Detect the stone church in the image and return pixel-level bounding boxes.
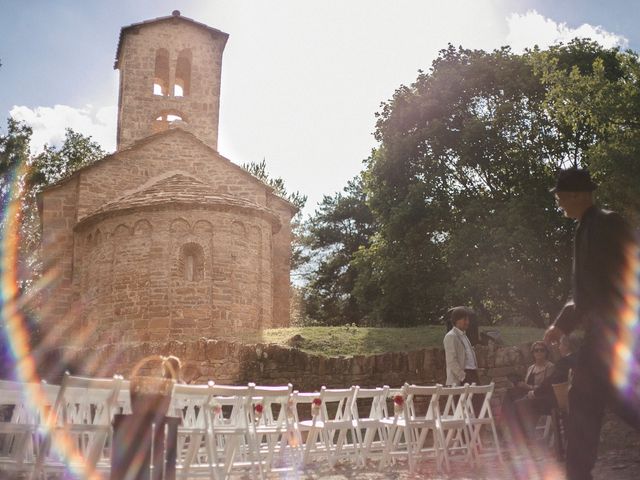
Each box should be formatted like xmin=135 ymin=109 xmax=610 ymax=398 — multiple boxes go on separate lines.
xmin=39 ymin=11 xmax=296 ymax=348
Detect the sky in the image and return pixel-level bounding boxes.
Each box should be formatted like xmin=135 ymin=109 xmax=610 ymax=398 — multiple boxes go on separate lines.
xmin=1 ymin=0 xmax=638 ymax=215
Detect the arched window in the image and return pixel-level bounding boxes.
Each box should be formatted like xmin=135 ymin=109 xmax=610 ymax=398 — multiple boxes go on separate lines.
xmin=174 ymin=49 xmax=192 ymax=97
xmin=178 ymin=243 xmax=204 ymax=281
xmin=152 ymin=110 xmax=188 ymax=133
xmin=153 ymin=48 xmax=170 ymax=96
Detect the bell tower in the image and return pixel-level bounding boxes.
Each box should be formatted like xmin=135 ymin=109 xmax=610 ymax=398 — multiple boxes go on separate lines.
xmin=114 ymin=10 xmax=228 ymax=151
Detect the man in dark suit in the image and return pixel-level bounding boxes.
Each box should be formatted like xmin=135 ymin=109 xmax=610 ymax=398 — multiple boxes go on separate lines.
xmin=544 ymin=168 xmax=640 ymax=480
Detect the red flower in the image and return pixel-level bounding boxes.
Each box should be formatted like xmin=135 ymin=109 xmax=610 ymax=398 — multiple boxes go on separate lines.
xmin=312 ymin=398 xmax=322 ymax=406
xmin=255 ymin=403 xmax=264 ymax=414
xmin=393 ymin=395 xmax=404 ymax=407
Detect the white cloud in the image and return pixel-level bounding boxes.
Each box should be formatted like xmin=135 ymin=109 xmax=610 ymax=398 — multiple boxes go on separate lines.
xmin=506 ymin=10 xmax=628 ymax=52
xmin=10 ymin=104 xmax=117 ymax=154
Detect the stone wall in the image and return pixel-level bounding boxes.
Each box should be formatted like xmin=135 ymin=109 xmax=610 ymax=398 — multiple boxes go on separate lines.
xmin=74 ymin=208 xmax=274 ymax=344
xmin=39 ymin=129 xmax=296 ymax=346
xmin=75 ymin=130 xmax=270 ymax=220
xmin=53 ymin=339 xmax=536 ymax=402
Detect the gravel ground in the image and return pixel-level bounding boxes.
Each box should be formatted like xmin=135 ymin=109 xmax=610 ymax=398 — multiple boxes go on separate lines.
xmin=282 ymin=412 xmax=640 ymax=480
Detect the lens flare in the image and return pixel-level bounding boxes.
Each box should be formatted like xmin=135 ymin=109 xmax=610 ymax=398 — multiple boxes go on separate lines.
xmin=1 ymin=163 xmax=100 ymax=479
xmin=611 ymin=239 xmax=640 ymax=400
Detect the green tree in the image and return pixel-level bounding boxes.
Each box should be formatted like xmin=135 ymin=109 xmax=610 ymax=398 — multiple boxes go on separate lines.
xmin=300 ymin=176 xmax=376 ymax=325
xmin=357 ymin=46 xmax=571 ymax=326
xmin=532 ymin=40 xmax=640 ymax=223
xmin=0 ymin=119 xmax=32 ymax=206
xmin=303 ymin=40 xmax=639 ymax=327
xmin=1 ymin=120 xmax=106 ymax=353
xmin=1 ymin=120 xmax=106 ymax=290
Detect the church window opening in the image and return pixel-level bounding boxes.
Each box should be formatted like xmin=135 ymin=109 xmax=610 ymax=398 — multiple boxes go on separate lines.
xmin=152 ymin=110 xmax=188 ymax=133
xmin=153 ymin=48 xmax=170 ymax=96
xmin=186 ymin=254 xmax=195 ymax=281
xmin=174 ymin=49 xmax=192 ymax=97
xmin=178 ymin=243 xmax=204 ymax=281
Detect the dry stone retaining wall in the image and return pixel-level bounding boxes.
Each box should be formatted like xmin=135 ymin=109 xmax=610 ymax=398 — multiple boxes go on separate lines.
xmin=53 ymin=339 xmax=537 ymax=401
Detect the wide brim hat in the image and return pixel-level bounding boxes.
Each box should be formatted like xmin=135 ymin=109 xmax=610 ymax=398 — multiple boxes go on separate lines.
xmin=550 ymin=167 xmax=598 ymax=193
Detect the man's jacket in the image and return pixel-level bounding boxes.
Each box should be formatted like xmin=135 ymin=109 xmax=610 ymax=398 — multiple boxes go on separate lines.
xmin=444 ymin=328 xmax=472 ymax=386
xmin=553 ymin=206 xmax=636 ymax=352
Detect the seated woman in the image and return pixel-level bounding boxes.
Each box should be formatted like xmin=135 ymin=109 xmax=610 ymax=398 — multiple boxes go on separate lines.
xmin=514 ymin=334 xmax=579 ymax=437
xmin=501 ymin=341 xmax=555 ymax=442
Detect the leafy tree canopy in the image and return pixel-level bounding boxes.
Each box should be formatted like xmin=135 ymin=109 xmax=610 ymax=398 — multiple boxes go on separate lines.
xmin=300 ymin=39 xmax=640 ymax=327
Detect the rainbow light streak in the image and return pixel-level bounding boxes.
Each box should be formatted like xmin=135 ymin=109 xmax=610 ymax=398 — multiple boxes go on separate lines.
xmin=0 ymin=164 xmax=100 ymax=480
xmin=611 ymin=239 xmax=640 ymax=399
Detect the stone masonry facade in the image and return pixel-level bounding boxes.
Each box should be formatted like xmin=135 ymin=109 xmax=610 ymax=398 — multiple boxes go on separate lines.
xmin=38 ymin=12 xmax=296 ymax=352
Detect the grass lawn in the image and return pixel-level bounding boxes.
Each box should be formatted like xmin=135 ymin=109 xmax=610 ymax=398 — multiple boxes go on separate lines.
xmin=223 ymin=325 xmax=545 ymax=357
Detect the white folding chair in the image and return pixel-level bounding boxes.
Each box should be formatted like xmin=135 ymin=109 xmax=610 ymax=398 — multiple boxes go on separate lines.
xmin=209 ymin=384 xmax=261 ymax=479
xmin=536 ymin=414 xmax=554 ymax=444
xmin=380 ymin=384 xmax=444 ymax=473
xmin=465 ymin=383 xmax=504 ymax=464
xmin=287 ymin=390 xmax=318 ymax=458
xmin=249 ymin=383 xmax=298 ymax=475
xmin=299 ymin=386 xmax=359 ymax=468
xmin=351 ymin=386 xmax=389 ymax=466
xmin=438 ymin=385 xmax=473 ymax=471
xmin=171 ymin=382 xmax=216 ymax=479
xmin=0 ymin=380 xmax=58 ymax=474
xmin=31 ymin=373 xmax=122 ymax=480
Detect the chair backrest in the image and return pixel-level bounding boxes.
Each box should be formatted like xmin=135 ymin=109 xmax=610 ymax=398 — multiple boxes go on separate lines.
xmin=404 ymin=384 xmax=440 ymax=420
xmin=0 ymin=380 xmax=32 ymax=425
xmin=352 ymin=386 xmax=389 ymax=421
xmin=115 ymin=379 xmax=132 ymax=414
xmin=0 ymin=380 xmax=59 ymax=464
xmin=171 ymin=382 xmax=214 ymax=427
xmin=438 ymin=385 xmax=468 ymax=420
xmin=249 ymin=383 xmax=293 ymax=427
xmin=289 ymin=391 xmax=320 ymax=424
xmin=210 ymin=384 xmax=253 ymax=428
xmin=39 ymin=373 xmax=122 ymax=469
xmin=249 ymin=383 xmax=293 ymax=425
xmin=0 ymin=380 xmax=59 ymax=428
xmin=465 ymin=383 xmax=494 ymax=419
xmin=318 ymin=386 xmax=358 ymax=423
xmin=50 ymin=373 xmax=122 ymax=428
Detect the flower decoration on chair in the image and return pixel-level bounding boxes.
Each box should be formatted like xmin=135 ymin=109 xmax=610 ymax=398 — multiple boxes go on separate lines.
xmin=211 ymin=402 xmax=222 ymax=417
xmin=311 ymin=397 xmax=322 ymax=416
xmin=254 ymin=402 xmax=264 ymax=422
xmin=393 ymin=394 xmax=405 ymax=416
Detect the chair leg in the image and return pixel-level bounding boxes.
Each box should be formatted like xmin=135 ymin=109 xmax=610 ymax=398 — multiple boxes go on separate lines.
xmin=379 ymin=424 xmax=395 ymax=470
xmin=303 ymin=428 xmax=317 ymax=465
xmin=405 ymin=426 xmax=416 ymax=474
xmin=491 ymin=421 xmax=505 ymax=464
xmin=462 ymin=426 xmax=473 ymax=465
xmin=437 ymin=427 xmax=450 ymax=472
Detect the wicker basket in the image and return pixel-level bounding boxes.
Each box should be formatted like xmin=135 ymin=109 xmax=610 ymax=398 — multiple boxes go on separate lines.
xmin=129 ymin=355 xmax=176 ymax=417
